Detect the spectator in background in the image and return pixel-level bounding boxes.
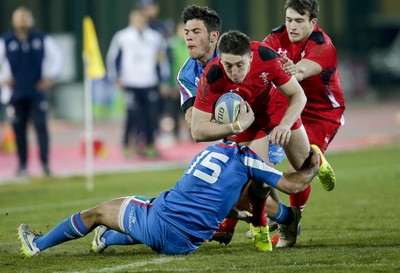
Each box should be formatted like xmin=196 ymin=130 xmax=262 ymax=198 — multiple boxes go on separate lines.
xmin=106 ymin=8 xmax=170 ymax=158
xmin=0 ymin=6 xmax=63 ymax=177
xmin=139 ymin=0 xmax=174 ymax=39
xmin=162 ymin=22 xmax=190 ymax=141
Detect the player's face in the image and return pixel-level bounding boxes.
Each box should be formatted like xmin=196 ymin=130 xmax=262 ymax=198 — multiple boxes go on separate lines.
xmin=220 ymin=52 xmax=252 ymax=83
xmin=285 ymin=8 xmax=317 ymax=43
xmin=184 ymin=19 xmax=218 ymax=65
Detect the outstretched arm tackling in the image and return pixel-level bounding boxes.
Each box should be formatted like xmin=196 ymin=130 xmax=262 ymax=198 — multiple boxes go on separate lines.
xmin=275 ymin=146 xmax=319 ymax=194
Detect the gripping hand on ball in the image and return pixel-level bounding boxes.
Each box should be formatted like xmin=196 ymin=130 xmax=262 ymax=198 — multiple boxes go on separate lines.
xmin=236 ymin=100 xmax=254 ymax=132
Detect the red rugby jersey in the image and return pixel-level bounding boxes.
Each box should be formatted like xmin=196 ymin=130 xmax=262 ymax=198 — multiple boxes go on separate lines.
xmin=194 ymin=41 xmax=292 ymax=140
xmin=263 ymin=25 xmax=345 ymax=124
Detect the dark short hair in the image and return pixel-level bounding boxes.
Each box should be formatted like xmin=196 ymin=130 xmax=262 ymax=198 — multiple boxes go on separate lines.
xmin=181 ymin=5 xmax=222 ymax=33
xmin=284 ymin=0 xmax=319 ymax=19
xmin=217 ymin=30 xmax=251 ymax=56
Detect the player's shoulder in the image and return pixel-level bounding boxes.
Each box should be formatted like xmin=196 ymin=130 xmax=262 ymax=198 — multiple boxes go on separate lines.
xmin=252 ymin=41 xmax=280 ymax=61
xmin=271 ymin=25 xmax=285 ymax=34
xmin=204 ymin=58 xmax=224 ymax=85
xmin=178 ymin=58 xmax=196 ymax=75
xmin=308 ymin=25 xmax=335 ymax=46
xmin=309 ymin=31 xmax=325 ymax=45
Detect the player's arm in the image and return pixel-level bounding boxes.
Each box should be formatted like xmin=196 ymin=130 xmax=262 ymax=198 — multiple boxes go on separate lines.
xmin=282 ymin=56 xmax=322 ymax=81
xmin=271 ymin=77 xmax=307 ymax=146
xmin=191 ymin=100 xmax=254 ymax=142
xmin=275 ymin=147 xmax=319 ymax=194
xmin=250 ymin=146 xmax=319 ymax=194
xmin=184 ymin=106 xmax=193 ymax=128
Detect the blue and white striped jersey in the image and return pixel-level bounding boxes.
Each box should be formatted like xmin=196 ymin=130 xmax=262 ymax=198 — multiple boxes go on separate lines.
xmin=153 ymin=141 xmax=282 ymax=240
xmin=176 ymin=50 xmax=218 ymax=112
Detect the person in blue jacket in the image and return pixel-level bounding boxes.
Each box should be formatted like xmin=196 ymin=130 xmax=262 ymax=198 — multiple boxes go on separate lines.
xmin=0 ymin=6 xmax=63 ymax=176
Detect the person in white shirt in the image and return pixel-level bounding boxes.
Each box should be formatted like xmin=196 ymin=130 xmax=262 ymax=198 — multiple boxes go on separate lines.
xmin=106 ymin=7 xmax=170 ymax=158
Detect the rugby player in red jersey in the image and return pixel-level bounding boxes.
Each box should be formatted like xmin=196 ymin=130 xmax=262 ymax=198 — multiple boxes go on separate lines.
xmin=192 ymin=30 xmax=335 ymax=249
xmin=262 ymin=0 xmax=345 ymax=246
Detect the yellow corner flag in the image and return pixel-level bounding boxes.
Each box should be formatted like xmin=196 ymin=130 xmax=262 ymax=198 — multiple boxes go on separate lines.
xmin=83 ymin=16 xmax=106 ymax=79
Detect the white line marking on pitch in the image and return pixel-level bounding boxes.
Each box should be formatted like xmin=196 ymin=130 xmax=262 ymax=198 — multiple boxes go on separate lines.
xmin=55 ymin=257 xmax=183 ymax=273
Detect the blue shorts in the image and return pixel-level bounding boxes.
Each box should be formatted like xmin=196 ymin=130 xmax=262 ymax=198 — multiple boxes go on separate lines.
xmin=118 ymin=195 xmax=204 ymax=255
xmin=268 ymin=143 xmax=285 ymax=165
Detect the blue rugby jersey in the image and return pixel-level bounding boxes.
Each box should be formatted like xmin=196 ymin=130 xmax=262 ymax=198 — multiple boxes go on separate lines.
xmin=0 ymin=30 xmax=62 ymax=102
xmin=153 ymin=141 xmax=282 ymax=240
xmin=176 ymin=50 xmax=218 ymax=112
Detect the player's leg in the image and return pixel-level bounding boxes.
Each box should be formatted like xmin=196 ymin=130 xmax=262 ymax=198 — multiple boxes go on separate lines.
xmin=91 ymin=225 xmax=140 ymax=253
xmin=212 ymin=137 xmax=284 ymax=250
xmin=246 ymin=180 xmax=273 ymax=251
xmin=17 ymin=197 xmax=127 ymax=258
xmin=272 ymin=125 xmax=309 ymax=247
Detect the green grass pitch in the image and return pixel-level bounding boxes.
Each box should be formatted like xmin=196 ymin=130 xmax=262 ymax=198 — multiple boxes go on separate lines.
xmin=1 ymin=144 xmax=400 ymax=273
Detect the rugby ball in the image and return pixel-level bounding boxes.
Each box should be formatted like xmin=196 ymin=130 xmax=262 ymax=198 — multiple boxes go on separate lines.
xmin=214 ymin=92 xmax=243 ymax=124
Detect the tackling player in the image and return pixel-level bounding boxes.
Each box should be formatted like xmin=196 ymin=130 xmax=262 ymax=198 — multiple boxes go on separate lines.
xmin=17 ymin=106 xmax=321 ymax=257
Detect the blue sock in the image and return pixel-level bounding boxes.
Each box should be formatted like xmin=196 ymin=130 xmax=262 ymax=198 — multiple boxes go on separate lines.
xmin=269 ymin=202 xmax=293 ymax=225
xmin=103 ymin=230 xmax=138 ymax=246
xmin=34 ymin=212 xmax=89 ymax=251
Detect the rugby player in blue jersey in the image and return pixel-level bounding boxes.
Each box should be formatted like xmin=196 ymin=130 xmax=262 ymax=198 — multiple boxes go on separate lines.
xmin=17 ymin=101 xmax=320 ymax=257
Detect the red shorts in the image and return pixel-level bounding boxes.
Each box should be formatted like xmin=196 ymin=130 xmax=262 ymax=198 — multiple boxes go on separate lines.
xmin=302 ymin=110 xmax=344 ymax=153
xmin=229 ymin=92 xmax=302 ymax=143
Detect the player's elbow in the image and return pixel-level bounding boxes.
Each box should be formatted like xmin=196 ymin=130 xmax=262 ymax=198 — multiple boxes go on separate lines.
xmin=191 ymin=128 xmax=206 ymax=142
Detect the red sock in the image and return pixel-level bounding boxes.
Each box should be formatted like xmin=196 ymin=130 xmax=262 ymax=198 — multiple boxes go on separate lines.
xmin=289 ymin=184 xmax=311 ymax=211
xmin=248 ymin=186 xmax=268 ymax=227
xmin=219 ymin=218 xmax=238 ymax=232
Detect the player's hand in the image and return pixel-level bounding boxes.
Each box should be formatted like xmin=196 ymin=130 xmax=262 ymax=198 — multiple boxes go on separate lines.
xmin=236 ymin=100 xmax=254 ymax=131
xmin=281 ymin=53 xmax=296 ymax=76
xmin=269 ymin=124 xmax=291 ymax=146
xmin=308 ymin=146 xmax=320 ymax=172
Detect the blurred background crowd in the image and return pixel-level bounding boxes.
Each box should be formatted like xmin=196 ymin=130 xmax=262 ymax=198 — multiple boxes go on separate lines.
xmin=0 ymin=0 xmax=399 ymax=121
xmin=0 ymin=0 xmax=399 ymax=178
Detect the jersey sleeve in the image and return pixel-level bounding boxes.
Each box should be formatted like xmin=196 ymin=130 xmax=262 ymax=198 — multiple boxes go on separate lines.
xmin=262 ymin=33 xmax=281 ymax=50
xmin=271 ymin=60 xmax=291 ymax=87
xmin=176 ymin=58 xmax=198 ymax=107
xmin=193 ymin=72 xmax=219 ymax=113
xmin=304 ymin=40 xmax=336 ymax=70
xmin=256 ymin=44 xmax=291 ymax=87
xmin=193 ymin=63 xmax=224 ymax=114
xmin=243 ymin=149 xmax=283 ymax=188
